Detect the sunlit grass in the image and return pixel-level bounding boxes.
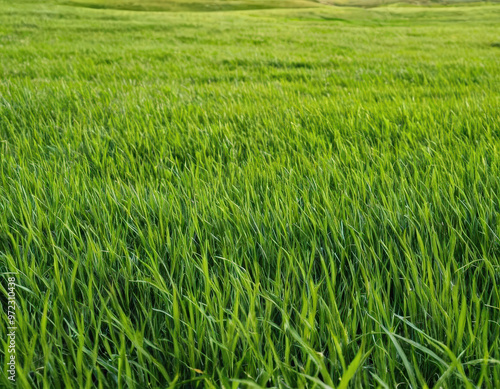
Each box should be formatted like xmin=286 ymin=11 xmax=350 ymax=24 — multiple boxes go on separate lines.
xmin=0 ymin=0 xmax=500 ymax=387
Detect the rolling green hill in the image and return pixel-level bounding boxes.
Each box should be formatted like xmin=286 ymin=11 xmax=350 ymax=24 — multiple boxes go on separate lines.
xmin=63 ymin=0 xmax=499 ymax=12
xmin=64 ymin=0 xmax=319 ymax=12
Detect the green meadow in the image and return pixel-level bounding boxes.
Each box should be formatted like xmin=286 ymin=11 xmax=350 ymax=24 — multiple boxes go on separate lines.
xmin=1 ymin=0 xmax=500 ymax=387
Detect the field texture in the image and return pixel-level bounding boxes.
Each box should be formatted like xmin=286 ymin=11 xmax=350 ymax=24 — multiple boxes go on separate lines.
xmin=1 ymin=0 xmax=500 ymax=388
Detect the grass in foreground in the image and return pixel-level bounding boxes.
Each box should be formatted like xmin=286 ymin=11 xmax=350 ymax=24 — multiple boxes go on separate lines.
xmin=1 ymin=1 xmax=500 ymax=388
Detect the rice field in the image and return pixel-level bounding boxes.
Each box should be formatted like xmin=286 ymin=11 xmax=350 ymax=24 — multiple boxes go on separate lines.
xmin=1 ymin=0 xmax=500 ymax=387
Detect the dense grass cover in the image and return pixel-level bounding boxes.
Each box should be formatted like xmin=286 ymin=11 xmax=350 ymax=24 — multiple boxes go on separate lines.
xmin=1 ymin=0 xmax=500 ymax=388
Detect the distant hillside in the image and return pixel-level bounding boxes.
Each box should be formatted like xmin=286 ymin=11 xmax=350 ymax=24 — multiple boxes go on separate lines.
xmin=65 ymin=0 xmax=498 ymax=12
xmin=64 ymin=0 xmax=320 ymax=12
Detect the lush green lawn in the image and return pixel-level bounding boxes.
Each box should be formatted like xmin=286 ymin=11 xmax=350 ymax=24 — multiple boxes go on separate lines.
xmin=1 ymin=0 xmax=500 ymax=388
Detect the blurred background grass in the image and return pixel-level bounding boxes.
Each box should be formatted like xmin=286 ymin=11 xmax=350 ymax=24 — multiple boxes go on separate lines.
xmin=60 ymin=0 xmax=500 ymax=12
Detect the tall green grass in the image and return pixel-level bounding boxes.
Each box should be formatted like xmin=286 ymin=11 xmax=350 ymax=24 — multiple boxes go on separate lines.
xmin=1 ymin=1 xmax=500 ymax=387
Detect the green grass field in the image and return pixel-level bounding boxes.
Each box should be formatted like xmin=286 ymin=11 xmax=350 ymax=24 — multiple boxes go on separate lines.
xmin=1 ymin=0 xmax=500 ymax=387
xmin=61 ymin=0 xmax=500 ymax=12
